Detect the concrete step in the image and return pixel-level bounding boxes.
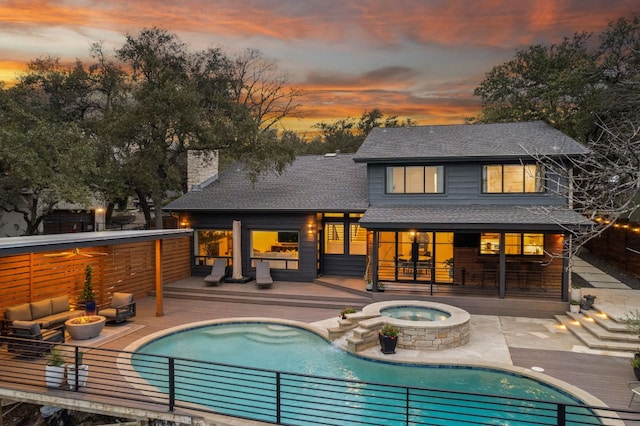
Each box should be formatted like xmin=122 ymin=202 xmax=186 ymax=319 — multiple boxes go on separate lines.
xmin=588 ymin=310 xmax=635 ymax=333
xmin=566 ymin=311 xmax=640 ymax=343
xmin=162 ymin=284 xmax=371 ymax=305
xmin=151 ymin=290 xmax=369 ymax=311
xmin=555 ymin=314 xmax=640 ymax=352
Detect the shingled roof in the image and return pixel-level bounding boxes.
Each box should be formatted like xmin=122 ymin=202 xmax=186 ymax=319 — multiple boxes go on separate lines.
xmin=359 ymin=205 xmax=593 ymax=231
xmin=164 ymin=153 xmax=368 ymax=212
xmin=353 ymin=121 xmax=589 ymax=163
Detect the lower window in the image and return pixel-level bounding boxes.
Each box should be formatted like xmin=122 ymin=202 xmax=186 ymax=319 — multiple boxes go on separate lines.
xmin=195 ymin=230 xmax=232 ymax=265
xmin=480 ymin=233 xmax=544 ymax=255
xmin=251 ymin=230 xmax=299 ymax=270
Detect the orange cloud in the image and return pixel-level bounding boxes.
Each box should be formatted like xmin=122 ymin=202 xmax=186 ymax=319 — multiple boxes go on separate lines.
xmin=0 ymin=0 xmax=634 ymax=135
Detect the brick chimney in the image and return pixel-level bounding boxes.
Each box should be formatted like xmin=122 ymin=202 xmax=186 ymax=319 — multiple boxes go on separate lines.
xmin=187 ymin=150 xmax=218 ymax=191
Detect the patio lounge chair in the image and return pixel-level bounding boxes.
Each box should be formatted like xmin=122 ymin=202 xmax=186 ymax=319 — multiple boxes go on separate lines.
xmin=98 ymin=292 xmax=136 ymax=324
xmin=6 ymin=320 xmax=64 ymax=357
xmin=204 ymin=259 xmax=227 ymax=286
xmin=256 ymin=261 xmax=273 ymax=289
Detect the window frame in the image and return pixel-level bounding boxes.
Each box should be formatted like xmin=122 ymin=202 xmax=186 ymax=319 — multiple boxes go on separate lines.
xmin=480 ymin=232 xmax=544 ymax=256
xmin=386 ymin=165 xmax=444 ymax=194
xmin=481 ymin=163 xmax=545 ymax=194
xmin=250 ymin=229 xmax=299 ymax=270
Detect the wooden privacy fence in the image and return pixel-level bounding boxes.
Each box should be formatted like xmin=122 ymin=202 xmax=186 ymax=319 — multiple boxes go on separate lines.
xmin=584 ymin=221 xmax=640 ymax=279
xmin=0 ymin=236 xmax=191 ymax=317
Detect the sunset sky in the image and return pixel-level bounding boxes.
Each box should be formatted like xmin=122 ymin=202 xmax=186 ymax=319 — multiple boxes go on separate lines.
xmin=0 ymin=0 xmax=637 ymax=133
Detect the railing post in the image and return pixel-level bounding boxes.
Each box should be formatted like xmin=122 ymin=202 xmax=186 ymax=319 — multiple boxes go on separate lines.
xmin=406 ymin=387 xmax=410 ymax=424
xmin=168 ymin=358 xmax=175 ymax=412
xmin=557 ymin=403 xmax=566 ymax=425
xmin=72 ymin=346 xmax=80 ymax=392
xmin=276 ymin=372 xmax=281 ymax=424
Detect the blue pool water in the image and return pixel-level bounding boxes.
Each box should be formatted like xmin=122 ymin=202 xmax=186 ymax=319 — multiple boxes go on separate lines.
xmin=381 ymin=305 xmax=451 ymax=321
xmin=132 ymin=322 xmax=598 ymax=425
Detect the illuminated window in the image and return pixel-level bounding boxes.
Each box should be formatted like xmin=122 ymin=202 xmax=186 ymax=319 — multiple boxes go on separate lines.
xmin=195 ymin=230 xmax=232 ymax=265
xmin=250 ymin=230 xmax=298 ymax=270
xmin=480 ymin=233 xmax=544 ymax=255
xmin=349 ymin=224 xmax=367 ymax=255
xmin=482 ymin=164 xmax=544 ymax=193
xmin=386 ymin=166 xmax=444 ymax=194
xmin=325 ymin=223 xmax=344 ymax=254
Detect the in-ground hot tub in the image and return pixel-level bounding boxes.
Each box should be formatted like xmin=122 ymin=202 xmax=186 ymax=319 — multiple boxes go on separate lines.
xmin=362 ymin=300 xmax=471 ymax=351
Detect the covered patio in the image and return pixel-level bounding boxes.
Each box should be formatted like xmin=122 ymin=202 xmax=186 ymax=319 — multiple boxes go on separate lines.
xmin=361 ymin=204 xmax=593 ymax=301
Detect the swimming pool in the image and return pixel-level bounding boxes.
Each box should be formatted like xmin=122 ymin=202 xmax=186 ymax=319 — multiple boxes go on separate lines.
xmin=128 ymin=320 xmax=600 ymax=425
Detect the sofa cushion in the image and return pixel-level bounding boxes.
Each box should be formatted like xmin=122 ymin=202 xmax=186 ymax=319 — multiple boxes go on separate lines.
xmin=39 ymin=311 xmax=83 ymax=329
xmin=111 ymin=292 xmax=133 ymax=307
xmin=30 ymin=299 xmax=52 ymax=319
xmin=50 ymin=296 xmax=70 ymax=314
xmin=11 ymin=320 xmax=40 ymax=335
xmin=5 ymin=303 xmax=33 ymax=321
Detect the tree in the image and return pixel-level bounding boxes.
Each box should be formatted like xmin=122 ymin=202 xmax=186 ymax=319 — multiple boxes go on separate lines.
xmin=531 ymin=119 xmax=640 ymax=261
xmin=473 ymin=13 xmax=640 ymax=262
xmin=0 ymin=83 xmax=96 ymax=235
xmin=472 ymin=33 xmax=601 ymax=141
xmin=304 ymin=109 xmax=415 ymax=155
xmin=105 ymin=28 xmax=298 ymax=228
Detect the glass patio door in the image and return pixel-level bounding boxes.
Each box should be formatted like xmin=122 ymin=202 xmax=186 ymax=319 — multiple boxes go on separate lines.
xmin=398 ymin=232 xmax=432 ymax=281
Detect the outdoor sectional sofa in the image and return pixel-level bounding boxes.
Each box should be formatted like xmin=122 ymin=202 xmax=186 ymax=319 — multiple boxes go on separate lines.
xmin=1 ymin=296 xmax=82 ymax=356
xmin=2 ymin=296 xmax=83 ymax=330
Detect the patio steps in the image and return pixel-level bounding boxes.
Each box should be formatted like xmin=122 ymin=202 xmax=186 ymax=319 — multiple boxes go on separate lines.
xmin=555 ymin=308 xmax=640 ymax=353
xmin=151 ymin=285 xmax=372 ymax=311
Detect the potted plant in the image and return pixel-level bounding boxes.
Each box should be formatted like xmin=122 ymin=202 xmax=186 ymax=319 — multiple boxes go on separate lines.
xmin=581 ymin=294 xmax=597 ymax=311
xmin=569 ymin=300 xmax=581 ymax=314
xmin=570 ymin=285 xmax=582 ymax=303
xmin=631 ymin=354 xmax=640 ymax=381
xmin=377 ymin=282 xmax=385 ymax=292
xmin=82 ymin=265 xmax=96 ymax=315
xmin=67 ymin=350 xmax=89 ymax=390
xmin=378 ymin=324 xmax=400 ymax=354
xmin=444 ymin=258 xmax=454 ymax=278
xmin=365 ymin=279 xmax=373 ymax=291
xmin=45 ymin=348 xmax=65 ymax=388
xmin=624 ymin=309 xmax=640 ymax=379
xmin=340 ymin=307 xmax=356 ymax=320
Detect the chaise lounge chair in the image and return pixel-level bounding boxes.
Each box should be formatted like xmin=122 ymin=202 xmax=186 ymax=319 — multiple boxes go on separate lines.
xmin=204 ymin=259 xmax=227 ymax=286
xmin=256 ymin=261 xmax=273 ymax=289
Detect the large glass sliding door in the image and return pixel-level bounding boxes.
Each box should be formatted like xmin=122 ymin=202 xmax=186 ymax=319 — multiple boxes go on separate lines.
xmin=377 ymin=231 xmax=453 ymax=283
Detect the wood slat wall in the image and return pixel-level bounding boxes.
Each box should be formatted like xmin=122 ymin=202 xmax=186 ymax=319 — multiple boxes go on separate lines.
xmin=0 ymin=236 xmax=192 ymax=318
xmin=585 ymin=222 xmax=640 ymax=278
xmin=161 ymin=237 xmax=192 ymax=284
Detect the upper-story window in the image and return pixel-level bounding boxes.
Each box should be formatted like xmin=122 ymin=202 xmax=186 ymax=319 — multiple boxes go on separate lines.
xmin=386 ymin=166 xmax=444 ymax=194
xmin=482 ymin=164 xmax=544 ymax=193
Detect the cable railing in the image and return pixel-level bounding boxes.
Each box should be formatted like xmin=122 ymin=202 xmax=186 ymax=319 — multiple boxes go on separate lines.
xmin=1 ymin=336 xmax=639 ymax=425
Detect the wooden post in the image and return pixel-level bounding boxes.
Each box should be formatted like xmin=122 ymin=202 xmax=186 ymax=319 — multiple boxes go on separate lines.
xmin=155 ymin=239 xmax=164 ymax=317
xmin=29 ymin=252 xmax=34 ymax=302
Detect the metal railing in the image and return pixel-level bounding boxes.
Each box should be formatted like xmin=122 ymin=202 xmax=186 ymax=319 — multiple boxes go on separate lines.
xmin=1 ymin=336 xmax=639 ymax=425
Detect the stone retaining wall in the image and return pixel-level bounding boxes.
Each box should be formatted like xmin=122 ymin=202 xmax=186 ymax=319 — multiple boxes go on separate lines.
xmin=398 ymin=322 xmax=470 ymax=350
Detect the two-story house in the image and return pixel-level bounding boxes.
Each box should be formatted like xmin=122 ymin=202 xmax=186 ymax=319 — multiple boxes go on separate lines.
xmin=164 ymin=121 xmax=591 ymax=301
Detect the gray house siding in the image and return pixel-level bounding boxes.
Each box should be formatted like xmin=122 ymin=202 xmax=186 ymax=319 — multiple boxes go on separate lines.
xmin=367 ymin=163 xmax=568 ymax=206
xmin=187 ymin=211 xmax=317 ymax=282
xmin=322 ymin=255 xmax=365 ymax=276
